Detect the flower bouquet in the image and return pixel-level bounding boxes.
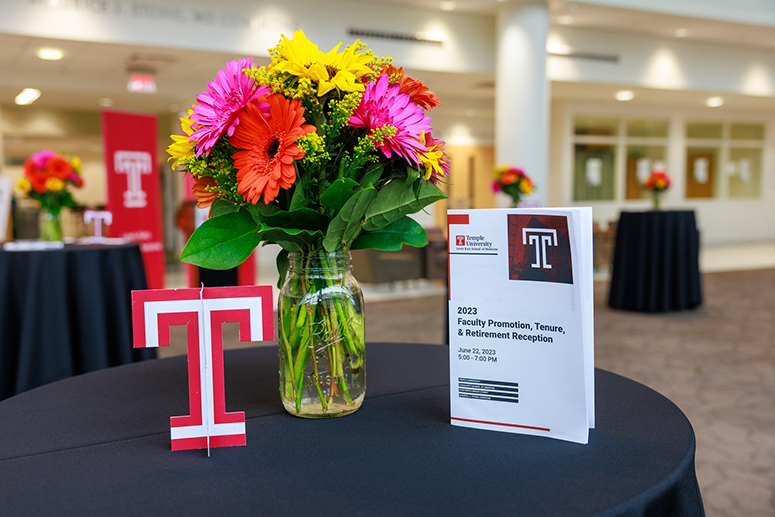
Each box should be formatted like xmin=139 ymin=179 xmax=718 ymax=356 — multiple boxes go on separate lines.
xmin=15 ymin=150 xmax=84 ymax=241
xmin=492 ymin=166 xmax=533 ymax=207
xmin=168 ymin=30 xmax=449 ymax=417
xmin=643 ymin=170 xmax=670 ymax=210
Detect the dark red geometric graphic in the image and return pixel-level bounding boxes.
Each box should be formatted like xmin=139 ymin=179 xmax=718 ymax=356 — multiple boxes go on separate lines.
xmin=456 ymin=235 xmax=465 ymax=246
xmin=507 ymin=214 xmax=573 ymax=284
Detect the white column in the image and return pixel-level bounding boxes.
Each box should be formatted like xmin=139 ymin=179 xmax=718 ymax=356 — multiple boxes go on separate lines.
xmin=495 ymin=0 xmax=549 ymax=207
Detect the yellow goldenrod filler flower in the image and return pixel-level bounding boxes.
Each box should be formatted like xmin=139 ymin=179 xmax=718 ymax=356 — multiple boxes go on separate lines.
xmin=167 ymin=109 xmax=196 ymax=170
xmin=297 ymin=132 xmax=329 ymax=167
xmin=16 ymin=178 xmax=32 ymax=194
xmin=45 ymin=177 xmax=65 ymax=192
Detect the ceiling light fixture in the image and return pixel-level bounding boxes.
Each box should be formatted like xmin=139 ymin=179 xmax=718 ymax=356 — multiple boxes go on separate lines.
xmin=706 ymin=96 xmax=724 ymax=108
xmin=616 ymin=90 xmax=635 ymax=101
xmin=439 ymin=1 xmax=456 ymax=11
xmin=37 ymin=47 xmax=64 ymax=61
xmin=558 ymin=15 xmax=574 ymax=25
xmin=674 ymin=28 xmax=689 ymax=38
xmin=15 ymin=88 xmax=41 ymax=105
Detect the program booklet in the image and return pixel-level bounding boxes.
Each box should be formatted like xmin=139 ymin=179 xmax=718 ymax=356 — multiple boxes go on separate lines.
xmin=447 ymin=208 xmax=594 ymax=444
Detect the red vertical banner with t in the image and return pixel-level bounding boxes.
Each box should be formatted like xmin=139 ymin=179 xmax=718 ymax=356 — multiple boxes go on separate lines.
xmin=102 ymin=109 xmax=165 ymax=289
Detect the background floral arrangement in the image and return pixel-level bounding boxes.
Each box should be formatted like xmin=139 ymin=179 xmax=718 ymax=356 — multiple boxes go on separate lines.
xmin=168 ymin=29 xmax=449 ymax=280
xmin=15 ymin=149 xmax=83 ymax=215
xmin=492 ymin=166 xmax=533 ymax=207
xmin=642 ymin=169 xmax=670 ymax=209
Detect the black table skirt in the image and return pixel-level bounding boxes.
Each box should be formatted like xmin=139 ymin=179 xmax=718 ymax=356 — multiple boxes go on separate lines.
xmin=0 ymin=243 xmax=155 ymax=400
xmin=609 ymin=210 xmax=702 ymax=312
xmin=0 ymin=343 xmax=704 ymax=516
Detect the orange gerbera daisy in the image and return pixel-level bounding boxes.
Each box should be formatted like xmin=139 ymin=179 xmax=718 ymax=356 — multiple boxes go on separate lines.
xmin=386 ymin=65 xmax=440 ymax=111
xmin=46 ymin=156 xmax=73 ymax=180
xmin=230 ymin=94 xmax=316 ymax=204
xmin=191 ymin=176 xmax=219 ymax=209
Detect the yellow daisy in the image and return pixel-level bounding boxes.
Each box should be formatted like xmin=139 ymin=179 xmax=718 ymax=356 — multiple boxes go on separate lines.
xmin=271 ymin=30 xmax=371 ymax=96
xmin=45 ymin=177 xmax=65 ymax=192
xmin=316 ymin=41 xmax=372 ymax=96
xmin=167 ymin=109 xmax=196 ymax=170
xmin=270 ymin=30 xmax=327 ymax=80
xmin=15 ymin=178 xmax=32 ymax=194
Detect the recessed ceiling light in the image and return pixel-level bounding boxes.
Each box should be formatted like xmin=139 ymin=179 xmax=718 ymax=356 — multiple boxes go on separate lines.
xmin=37 ymin=47 xmax=64 ymax=61
xmin=616 ymin=90 xmax=635 ymax=101
xmin=558 ymin=15 xmax=574 ymax=25
xmin=706 ymin=96 xmax=724 ymax=108
xmin=674 ymin=28 xmax=689 ymax=38
xmin=98 ymin=97 xmax=114 ymax=107
xmin=439 ymin=1 xmax=456 ymax=11
xmin=15 ymin=88 xmax=41 ymax=105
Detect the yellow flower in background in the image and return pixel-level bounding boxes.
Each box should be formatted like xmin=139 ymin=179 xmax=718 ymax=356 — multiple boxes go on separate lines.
xmin=519 ymin=178 xmax=534 ymax=194
xmin=167 ymin=109 xmax=196 ymax=170
xmin=70 ymin=156 xmax=82 ymax=175
xmin=16 ymin=178 xmax=31 ymax=194
xmin=45 ymin=177 xmax=65 ymax=192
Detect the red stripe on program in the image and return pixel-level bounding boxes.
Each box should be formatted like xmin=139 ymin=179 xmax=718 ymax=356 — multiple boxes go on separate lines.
xmin=451 ymin=417 xmax=550 ymax=432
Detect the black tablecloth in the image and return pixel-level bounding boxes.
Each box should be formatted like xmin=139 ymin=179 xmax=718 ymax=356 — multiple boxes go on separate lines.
xmin=609 ymin=210 xmax=702 ymax=312
xmin=0 ymin=243 xmax=155 ymax=400
xmin=0 ymin=343 xmax=704 ymax=516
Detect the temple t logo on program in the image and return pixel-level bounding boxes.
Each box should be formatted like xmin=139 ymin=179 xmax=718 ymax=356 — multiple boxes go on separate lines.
xmin=507 ymin=214 xmax=574 ymax=285
xmin=456 ymin=235 xmax=466 ymax=246
xmin=114 ymin=150 xmax=152 ymax=208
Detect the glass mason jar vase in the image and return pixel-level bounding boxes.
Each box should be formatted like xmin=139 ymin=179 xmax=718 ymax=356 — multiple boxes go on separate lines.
xmin=39 ymin=209 xmax=63 ymax=241
xmin=278 ymin=251 xmax=365 ymax=418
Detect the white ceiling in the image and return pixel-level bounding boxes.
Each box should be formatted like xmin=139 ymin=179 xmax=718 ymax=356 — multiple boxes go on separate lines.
xmin=2 ymin=1 xmax=775 ymax=118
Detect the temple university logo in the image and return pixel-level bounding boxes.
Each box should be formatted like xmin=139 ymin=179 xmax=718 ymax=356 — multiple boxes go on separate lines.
xmin=456 ymin=235 xmax=466 ymax=246
xmin=522 ymin=228 xmax=558 ymax=269
xmin=507 ymin=214 xmax=573 ymax=284
xmin=132 ymin=286 xmax=274 ymax=452
xmin=114 ymin=150 xmax=152 ymax=208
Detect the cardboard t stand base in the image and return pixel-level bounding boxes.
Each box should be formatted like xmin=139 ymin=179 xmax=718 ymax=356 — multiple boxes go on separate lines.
xmin=132 ymin=285 xmax=275 ymax=453
xmin=447 ymin=208 xmax=595 ymax=444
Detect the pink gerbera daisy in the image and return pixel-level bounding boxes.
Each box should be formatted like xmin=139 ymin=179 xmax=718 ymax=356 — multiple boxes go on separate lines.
xmin=190 ymin=57 xmax=272 ymax=157
xmin=349 ymin=74 xmax=431 ymax=166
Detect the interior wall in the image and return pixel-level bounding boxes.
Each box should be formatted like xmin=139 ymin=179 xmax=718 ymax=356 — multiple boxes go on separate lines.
xmin=549 ymin=26 xmax=775 ymax=97
xmin=435 ymin=144 xmax=495 ymax=229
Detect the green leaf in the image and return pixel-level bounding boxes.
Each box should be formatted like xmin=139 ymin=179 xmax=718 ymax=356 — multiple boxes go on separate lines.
xmin=289 ymin=177 xmax=310 ymax=211
xmin=257 ymin=225 xmax=324 ymax=251
xmin=359 ymin=163 xmax=385 ymax=188
xmin=248 ymin=204 xmax=330 ymax=232
xmin=276 ymin=248 xmax=290 ymax=289
xmin=351 ymin=216 xmax=428 ymax=251
xmin=320 ymin=178 xmax=359 ymax=211
xmin=363 ymin=179 xmax=447 ymax=231
xmin=210 ymin=198 xmax=240 ymax=218
xmin=180 ymin=210 xmax=260 ymax=269
xmin=322 ymin=187 xmax=376 ymax=252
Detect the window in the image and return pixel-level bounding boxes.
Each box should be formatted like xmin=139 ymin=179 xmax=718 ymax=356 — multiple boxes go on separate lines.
xmin=685 ymin=122 xmax=763 ymax=199
xmin=572 ymin=116 xmax=669 ymax=202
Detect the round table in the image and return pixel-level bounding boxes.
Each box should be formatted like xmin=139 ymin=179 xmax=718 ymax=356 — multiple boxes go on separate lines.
xmin=0 ymin=242 xmax=155 ymax=400
xmin=609 ymin=210 xmax=702 ymax=313
xmin=0 ymin=343 xmax=704 ymax=516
